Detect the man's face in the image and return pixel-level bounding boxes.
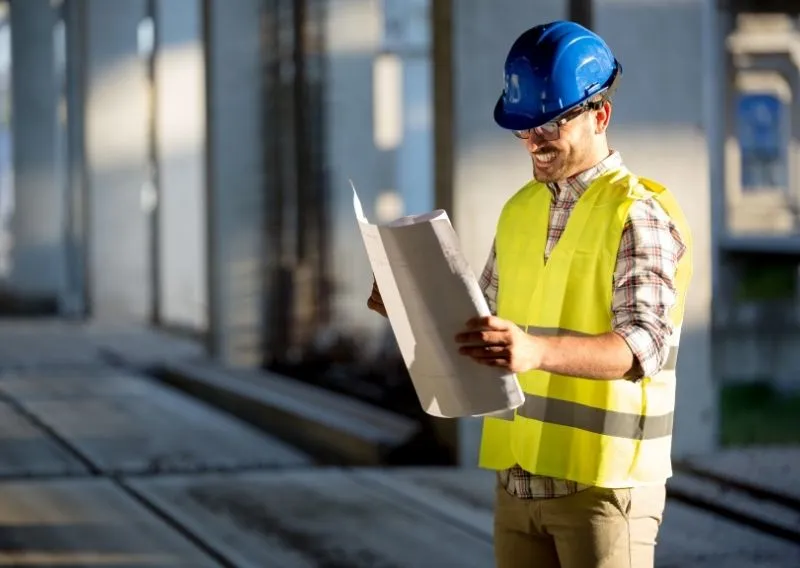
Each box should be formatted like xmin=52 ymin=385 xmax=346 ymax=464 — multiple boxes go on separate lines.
xmin=521 ymin=102 xmax=610 ymax=183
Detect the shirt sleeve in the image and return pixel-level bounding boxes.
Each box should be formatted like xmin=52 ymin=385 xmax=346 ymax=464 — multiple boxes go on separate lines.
xmin=612 ymin=198 xmax=687 ymax=379
xmin=479 ymin=239 xmax=499 ymax=315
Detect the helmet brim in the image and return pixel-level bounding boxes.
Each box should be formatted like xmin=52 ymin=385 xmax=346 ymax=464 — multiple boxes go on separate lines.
xmin=493 ymin=96 xmax=563 ymax=131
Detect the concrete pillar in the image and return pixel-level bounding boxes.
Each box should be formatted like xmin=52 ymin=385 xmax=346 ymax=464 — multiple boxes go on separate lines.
xmin=62 ymin=0 xmax=88 ymax=317
xmin=0 ymin=18 xmax=10 ymax=280
xmin=325 ymin=0 xmax=385 ymax=337
xmin=204 ymin=0 xmax=269 ymax=365
xmin=83 ymin=0 xmax=152 ymax=322
xmin=154 ymin=0 xmax=207 ymax=332
xmin=8 ymin=0 xmax=67 ymax=301
xmin=446 ymin=0 xmax=717 ymax=465
xmin=383 ymin=0 xmax=434 ymax=217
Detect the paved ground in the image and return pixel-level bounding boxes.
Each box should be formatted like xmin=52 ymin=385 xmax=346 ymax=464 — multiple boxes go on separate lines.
xmin=0 ymin=321 xmax=795 ymax=567
xmin=685 ymin=446 xmax=800 ymax=502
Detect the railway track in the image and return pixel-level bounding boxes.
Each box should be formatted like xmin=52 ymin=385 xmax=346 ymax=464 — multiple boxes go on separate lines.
xmin=669 ymin=461 xmax=800 ymax=546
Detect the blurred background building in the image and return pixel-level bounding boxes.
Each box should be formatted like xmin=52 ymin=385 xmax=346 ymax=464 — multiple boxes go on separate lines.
xmin=0 ymin=0 xmax=798 ymax=466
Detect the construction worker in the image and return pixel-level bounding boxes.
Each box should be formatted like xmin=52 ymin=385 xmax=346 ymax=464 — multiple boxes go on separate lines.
xmin=368 ymin=19 xmax=692 ymax=568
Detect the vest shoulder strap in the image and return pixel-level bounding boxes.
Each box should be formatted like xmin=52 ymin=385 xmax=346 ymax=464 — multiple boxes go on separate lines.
xmin=636 ymin=176 xmax=693 ymax=250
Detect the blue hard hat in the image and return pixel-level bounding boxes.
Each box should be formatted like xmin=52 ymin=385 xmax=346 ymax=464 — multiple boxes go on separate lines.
xmin=494 ymin=21 xmax=622 ymax=130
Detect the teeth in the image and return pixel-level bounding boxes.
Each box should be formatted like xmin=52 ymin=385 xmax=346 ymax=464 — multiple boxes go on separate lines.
xmin=535 ymin=152 xmax=557 ymax=164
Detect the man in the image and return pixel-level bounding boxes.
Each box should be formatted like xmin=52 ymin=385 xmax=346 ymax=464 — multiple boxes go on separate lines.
xmin=368 ymin=20 xmax=692 ymax=568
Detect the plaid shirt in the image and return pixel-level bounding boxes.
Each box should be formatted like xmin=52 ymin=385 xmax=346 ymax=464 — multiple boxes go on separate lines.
xmin=480 ymin=151 xmax=686 ymax=499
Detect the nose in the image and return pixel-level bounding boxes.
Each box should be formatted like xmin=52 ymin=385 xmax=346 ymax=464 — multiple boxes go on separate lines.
xmin=524 ymin=134 xmax=545 ymax=152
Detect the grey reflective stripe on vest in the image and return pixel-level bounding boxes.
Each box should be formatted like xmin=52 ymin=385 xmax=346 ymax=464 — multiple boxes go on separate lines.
xmin=519 ymin=325 xmax=590 ymax=338
xmin=494 ymin=394 xmax=673 ymax=440
xmin=518 ymin=325 xmax=679 ymax=371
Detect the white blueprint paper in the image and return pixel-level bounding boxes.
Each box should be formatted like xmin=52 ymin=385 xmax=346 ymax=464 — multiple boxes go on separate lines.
xmin=352 ymin=183 xmax=524 ymax=418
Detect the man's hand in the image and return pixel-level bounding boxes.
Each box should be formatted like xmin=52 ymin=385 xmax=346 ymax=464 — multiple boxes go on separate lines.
xmin=455 ymin=315 xmax=542 ymax=374
xmin=367 ymin=277 xmax=387 ymax=318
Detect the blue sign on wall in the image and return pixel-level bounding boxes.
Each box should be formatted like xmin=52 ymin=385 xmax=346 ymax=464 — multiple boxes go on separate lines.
xmin=737 ymin=93 xmax=783 ymax=157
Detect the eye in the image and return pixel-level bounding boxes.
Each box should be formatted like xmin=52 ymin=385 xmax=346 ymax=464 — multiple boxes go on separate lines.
xmin=540 ymin=122 xmax=558 ymax=133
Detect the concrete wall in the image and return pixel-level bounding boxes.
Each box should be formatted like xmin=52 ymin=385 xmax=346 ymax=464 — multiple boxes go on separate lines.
xmin=450 ymin=0 xmax=717 ymax=465
xmin=83 ymin=0 xmax=152 ymax=322
xmin=8 ymin=0 xmax=67 ymax=300
xmin=154 ymin=0 xmax=207 ymax=332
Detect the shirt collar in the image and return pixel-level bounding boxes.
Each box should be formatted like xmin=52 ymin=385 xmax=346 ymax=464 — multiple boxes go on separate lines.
xmin=547 ymin=151 xmax=623 ymax=200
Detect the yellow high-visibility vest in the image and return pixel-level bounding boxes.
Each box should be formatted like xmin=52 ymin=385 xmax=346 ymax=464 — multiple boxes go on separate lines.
xmin=478 ymin=166 xmax=693 ymax=488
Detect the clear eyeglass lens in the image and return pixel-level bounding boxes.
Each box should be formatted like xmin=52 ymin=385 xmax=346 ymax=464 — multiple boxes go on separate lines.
xmin=537 ymin=122 xmax=559 ymax=137
xmin=513 ymin=121 xmax=560 ymax=141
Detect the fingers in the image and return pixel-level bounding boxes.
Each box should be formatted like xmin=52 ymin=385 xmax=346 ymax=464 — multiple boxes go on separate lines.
xmin=464 ymin=315 xmax=510 ymax=331
xmin=367 ymin=278 xmax=388 ymax=317
xmin=367 ymin=295 xmax=387 ymax=317
xmin=478 ymin=358 xmax=510 ymax=368
xmin=459 ymin=345 xmax=512 ymax=370
xmin=458 ymin=345 xmax=508 ymax=358
xmin=454 ymin=330 xmax=511 ymax=346
xmin=456 ymin=320 xmax=514 ymax=370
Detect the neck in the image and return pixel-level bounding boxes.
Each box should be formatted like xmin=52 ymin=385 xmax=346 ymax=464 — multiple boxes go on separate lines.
xmin=557 ymin=147 xmax=612 ymax=184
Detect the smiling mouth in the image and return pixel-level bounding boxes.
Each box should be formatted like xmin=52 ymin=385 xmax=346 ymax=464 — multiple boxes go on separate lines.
xmin=533 ymin=151 xmax=558 ymax=165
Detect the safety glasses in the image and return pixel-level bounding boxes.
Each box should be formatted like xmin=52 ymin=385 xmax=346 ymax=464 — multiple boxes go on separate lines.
xmin=512 ymin=99 xmax=604 ymax=141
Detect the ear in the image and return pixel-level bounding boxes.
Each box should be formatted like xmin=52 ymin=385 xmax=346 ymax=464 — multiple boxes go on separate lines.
xmin=594 ymin=100 xmax=612 ymax=134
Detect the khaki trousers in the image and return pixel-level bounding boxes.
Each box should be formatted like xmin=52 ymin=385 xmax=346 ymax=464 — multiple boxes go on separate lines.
xmin=494 ymin=481 xmax=666 ymax=568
